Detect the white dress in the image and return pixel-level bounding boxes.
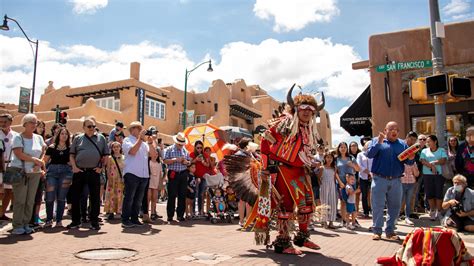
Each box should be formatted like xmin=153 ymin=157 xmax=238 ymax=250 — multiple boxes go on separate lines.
xmin=319 ymin=167 xmax=337 ymax=222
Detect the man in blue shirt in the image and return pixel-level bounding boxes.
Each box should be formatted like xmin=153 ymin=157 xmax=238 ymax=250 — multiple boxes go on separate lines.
xmin=163 ymin=132 xmax=190 ymax=222
xmin=367 ymin=121 xmax=415 ymax=241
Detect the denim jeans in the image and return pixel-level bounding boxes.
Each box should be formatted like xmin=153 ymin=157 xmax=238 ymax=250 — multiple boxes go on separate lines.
xmin=359 ymin=178 xmax=371 ymax=216
xmin=371 ymin=175 xmax=402 ymax=235
xmin=121 ymin=173 xmax=148 ymax=223
xmin=196 ymin=178 xmax=207 ymax=214
xmin=401 ymin=183 xmax=415 ymax=218
xmin=45 ymin=164 xmax=73 ymax=222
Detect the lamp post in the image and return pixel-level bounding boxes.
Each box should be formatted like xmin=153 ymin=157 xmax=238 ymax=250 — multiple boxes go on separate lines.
xmin=182 ymin=60 xmax=213 ymax=129
xmin=1 ymin=14 xmax=39 ymax=113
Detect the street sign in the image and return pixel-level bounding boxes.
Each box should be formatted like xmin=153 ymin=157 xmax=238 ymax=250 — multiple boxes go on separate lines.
xmin=376 ymin=60 xmax=432 ymax=72
xmin=18 ymin=87 xmax=31 ymax=113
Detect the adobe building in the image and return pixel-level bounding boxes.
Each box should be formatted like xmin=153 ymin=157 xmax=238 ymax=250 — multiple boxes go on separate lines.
xmin=346 ymin=20 xmax=474 ymax=139
xmin=3 ymin=62 xmax=332 ymax=146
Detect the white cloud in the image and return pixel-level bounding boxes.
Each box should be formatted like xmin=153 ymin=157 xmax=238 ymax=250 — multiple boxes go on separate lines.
xmin=0 ymin=35 xmax=368 ymax=115
xmin=442 ymin=0 xmax=473 ymax=20
xmin=70 ymin=0 xmax=108 ymax=15
xmin=212 ymin=38 xmax=369 ymax=101
xmin=253 ymin=0 xmax=339 ymax=32
xmin=329 ymin=106 xmax=361 ymax=147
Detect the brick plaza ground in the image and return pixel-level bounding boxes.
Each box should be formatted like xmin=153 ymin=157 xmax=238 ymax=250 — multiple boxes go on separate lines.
xmin=1 ymin=203 xmax=473 ymax=265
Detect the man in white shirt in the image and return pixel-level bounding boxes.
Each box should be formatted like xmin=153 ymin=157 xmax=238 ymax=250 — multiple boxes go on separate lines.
xmin=357 ymin=141 xmax=373 ymax=218
xmin=121 ymin=121 xmax=157 ymax=228
xmin=0 ymin=113 xmax=17 ymax=221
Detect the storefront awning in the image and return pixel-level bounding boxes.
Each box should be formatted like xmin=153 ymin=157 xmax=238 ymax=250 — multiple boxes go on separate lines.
xmin=340 ymin=85 xmax=372 ymax=137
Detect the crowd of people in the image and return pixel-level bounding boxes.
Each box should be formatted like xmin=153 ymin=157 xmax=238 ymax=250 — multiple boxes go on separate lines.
xmin=311 ymin=122 xmax=474 ymax=240
xmin=0 ymin=114 xmax=246 ymax=234
xmin=1 ymin=112 xmax=474 ymax=242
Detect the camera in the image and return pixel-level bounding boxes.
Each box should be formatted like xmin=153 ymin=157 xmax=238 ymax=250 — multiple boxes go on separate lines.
xmin=451 ymin=202 xmax=464 ymax=214
xmin=145 ymin=129 xmax=157 ymax=136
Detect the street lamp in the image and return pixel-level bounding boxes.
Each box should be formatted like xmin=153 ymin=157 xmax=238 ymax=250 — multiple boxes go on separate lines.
xmin=182 ymin=59 xmax=213 ymax=129
xmin=1 ymin=14 xmax=39 ymax=113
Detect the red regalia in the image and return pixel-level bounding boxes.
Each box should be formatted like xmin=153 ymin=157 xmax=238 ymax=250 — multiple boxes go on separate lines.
xmin=225 ymin=84 xmax=326 ymax=255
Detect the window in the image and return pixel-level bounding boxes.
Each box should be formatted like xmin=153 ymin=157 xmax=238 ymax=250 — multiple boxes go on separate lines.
xmin=195 ymin=115 xmax=206 ymax=124
xmin=145 ymin=97 xmax=165 ymax=120
xmin=95 ymin=97 xmax=120 ymax=111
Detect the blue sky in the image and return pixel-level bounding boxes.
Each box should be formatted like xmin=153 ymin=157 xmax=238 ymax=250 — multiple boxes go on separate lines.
xmin=1 ymin=0 xmax=472 ymax=145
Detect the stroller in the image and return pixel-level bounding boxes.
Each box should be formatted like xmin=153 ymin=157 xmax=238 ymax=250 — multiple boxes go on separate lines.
xmin=207 ymin=186 xmax=233 ymax=224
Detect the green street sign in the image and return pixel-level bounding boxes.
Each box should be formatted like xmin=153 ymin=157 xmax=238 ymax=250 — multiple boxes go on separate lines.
xmin=376 ymin=60 xmax=432 ymax=72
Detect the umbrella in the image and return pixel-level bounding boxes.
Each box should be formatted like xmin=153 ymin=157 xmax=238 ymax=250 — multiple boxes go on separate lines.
xmin=183 ymin=123 xmax=227 ymax=160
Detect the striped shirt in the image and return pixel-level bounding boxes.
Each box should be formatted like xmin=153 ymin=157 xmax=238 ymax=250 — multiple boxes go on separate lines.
xmin=164 ymin=144 xmax=190 ymax=172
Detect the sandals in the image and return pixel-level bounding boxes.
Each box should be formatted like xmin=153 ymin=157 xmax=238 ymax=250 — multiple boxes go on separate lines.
xmin=386 ymin=233 xmax=400 ymax=241
xmin=372 ymin=234 xmax=381 ymax=240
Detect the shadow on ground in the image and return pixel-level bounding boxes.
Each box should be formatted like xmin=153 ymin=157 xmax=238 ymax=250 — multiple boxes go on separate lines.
xmin=239 ymin=248 xmax=351 ymax=265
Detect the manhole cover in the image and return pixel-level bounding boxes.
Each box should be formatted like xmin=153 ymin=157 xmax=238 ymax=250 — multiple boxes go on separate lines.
xmin=75 ymin=248 xmax=138 ymax=260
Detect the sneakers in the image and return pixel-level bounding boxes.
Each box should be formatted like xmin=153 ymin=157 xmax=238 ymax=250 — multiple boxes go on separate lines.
xmin=66 ymin=222 xmax=82 ymax=229
xmin=405 ymin=218 xmax=414 ymax=225
xmin=346 ymin=224 xmax=356 ymax=230
xmin=122 ymin=221 xmax=135 ymax=228
xmin=55 ymin=221 xmax=63 ymax=228
xmin=429 ymin=210 xmax=436 ymax=221
xmin=11 ymin=227 xmax=26 ymax=235
xmin=24 ymin=225 xmax=35 ymax=234
xmin=43 ymin=220 xmax=53 ymax=228
xmin=90 ymin=223 xmax=100 ymax=230
xmin=107 ymin=213 xmax=114 ymax=220
xmin=132 ymin=220 xmax=144 ymax=227
xmin=386 ymin=233 xmax=400 ymax=241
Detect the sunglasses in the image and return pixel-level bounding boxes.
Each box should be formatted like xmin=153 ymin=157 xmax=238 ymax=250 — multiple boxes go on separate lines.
xmin=298 ymin=104 xmax=316 ymax=112
xmin=86 ymin=125 xmax=96 ymax=129
xmin=418 ymin=138 xmax=427 ymax=141
xmin=196 ymin=147 xmax=203 ymax=149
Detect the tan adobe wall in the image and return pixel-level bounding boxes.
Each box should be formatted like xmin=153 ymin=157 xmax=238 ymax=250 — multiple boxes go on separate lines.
xmin=368 ymin=21 xmax=474 ymax=135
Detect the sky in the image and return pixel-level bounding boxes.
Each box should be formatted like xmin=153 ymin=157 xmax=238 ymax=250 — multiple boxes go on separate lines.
xmin=1 ymin=0 xmax=473 ymax=146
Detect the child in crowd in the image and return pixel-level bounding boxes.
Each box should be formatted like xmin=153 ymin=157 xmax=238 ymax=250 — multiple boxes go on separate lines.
xmin=148 ymin=151 xmax=162 ymax=221
xmin=104 ymin=142 xmax=125 ymax=220
xmin=225 ymin=186 xmax=238 ymax=213
xmin=185 ymin=163 xmax=197 ymax=219
xmin=318 ymin=152 xmax=341 ymax=229
xmin=344 ymin=173 xmax=360 ymax=230
xmin=212 ymin=188 xmax=226 ymax=215
xmin=401 ymin=162 xmax=420 ymax=225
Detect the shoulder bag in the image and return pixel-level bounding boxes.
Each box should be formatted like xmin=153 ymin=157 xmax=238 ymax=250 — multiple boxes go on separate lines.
xmin=4 ymin=135 xmax=26 ymax=185
xmin=84 ymin=134 xmax=103 ymax=167
xmin=441 ymin=149 xmax=454 ymax=179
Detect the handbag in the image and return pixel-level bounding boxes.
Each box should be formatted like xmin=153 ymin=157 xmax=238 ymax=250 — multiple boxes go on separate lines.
xmin=441 ymin=150 xmax=454 ymax=179
xmin=3 ymin=136 xmax=26 ymax=185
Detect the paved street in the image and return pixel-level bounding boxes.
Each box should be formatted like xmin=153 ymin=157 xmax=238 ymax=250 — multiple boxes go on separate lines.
xmin=1 ymin=203 xmax=473 ymax=265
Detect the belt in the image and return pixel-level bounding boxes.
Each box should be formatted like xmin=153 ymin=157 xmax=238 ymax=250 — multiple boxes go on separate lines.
xmin=375 ymin=174 xmax=401 ymax=180
xmin=80 ymin=168 xmax=96 ymax=171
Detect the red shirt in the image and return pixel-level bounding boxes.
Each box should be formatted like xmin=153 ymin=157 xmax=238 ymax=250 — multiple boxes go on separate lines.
xmin=190 ymin=151 xmax=210 ymax=178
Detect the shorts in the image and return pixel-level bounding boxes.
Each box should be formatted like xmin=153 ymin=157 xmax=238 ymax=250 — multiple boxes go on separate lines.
xmin=346 ymin=203 xmax=356 ymax=213
xmin=149 ymin=174 xmax=160 ymax=189
xmin=423 ymin=174 xmax=444 ymax=200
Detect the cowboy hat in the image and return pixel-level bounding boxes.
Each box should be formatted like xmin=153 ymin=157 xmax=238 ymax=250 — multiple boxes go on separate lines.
xmin=128 ymin=121 xmax=143 ymax=131
xmin=173 ymin=132 xmax=187 ymax=145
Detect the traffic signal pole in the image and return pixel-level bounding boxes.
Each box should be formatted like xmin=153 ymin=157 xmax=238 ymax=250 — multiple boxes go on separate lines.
xmin=429 ymin=0 xmax=447 ymax=148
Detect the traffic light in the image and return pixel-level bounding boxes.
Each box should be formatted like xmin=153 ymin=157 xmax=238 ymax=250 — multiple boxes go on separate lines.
xmin=59 ymin=111 xmax=68 ymax=125
xmin=426 ymin=73 xmax=449 ymax=96
xmin=409 ymin=77 xmax=428 ymax=101
xmin=450 ymin=75 xmax=472 ymax=98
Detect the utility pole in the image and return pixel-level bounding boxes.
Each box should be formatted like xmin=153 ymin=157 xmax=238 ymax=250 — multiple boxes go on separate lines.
xmin=429 ymin=0 xmax=447 ymax=148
